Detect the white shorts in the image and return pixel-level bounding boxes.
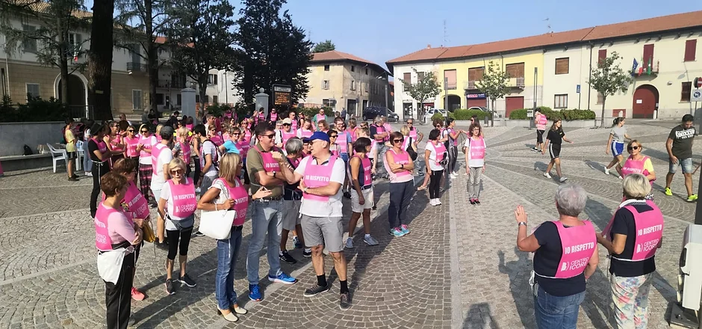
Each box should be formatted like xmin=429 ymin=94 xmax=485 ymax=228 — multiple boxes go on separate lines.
xmin=281 ymin=199 xmax=301 ymax=231
xmin=350 ymin=187 xmax=374 ymax=213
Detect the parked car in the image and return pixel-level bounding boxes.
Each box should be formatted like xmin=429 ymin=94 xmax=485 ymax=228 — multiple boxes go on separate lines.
xmin=386 ymin=111 xmax=399 ymax=122
xmin=362 ymin=106 xmax=392 ymax=121
xmin=467 ymin=106 xmax=490 ymax=113
xmin=424 ymin=108 xmax=448 ymax=122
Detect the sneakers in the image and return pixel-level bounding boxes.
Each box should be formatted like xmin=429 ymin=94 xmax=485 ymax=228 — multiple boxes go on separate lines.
xmin=604 ymin=167 xmax=610 ymax=175
xmin=474 ymin=199 xmax=481 ymax=205
xmin=268 ymin=273 xmax=297 ymax=285
xmin=303 ymin=248 xmax=312 ymax=258
xmin=292 ymin=236 xmax=302 ymax=249
xmin=131 ymin=287 xmax=145 ymax=301
xmin=339 ymin=292 xmax=351 ymax=310
xmin=68 ymin=176 xmax=79 ymax=181
xmin=450 ymin=173 xmax=458 ymax=179
xmin=469 ymin=198 xmax=476 ymax=205
xmin=435 ymin=198 xmax=442 ymax=205
xmin=303 ymin=283 xmax=330 ymax=297
xmin=248 ymin=284 xmax=262 ymax=301
xmin=178 ymin=274 xmax=197 ymax=288
xmin=665 ymin=187 xmax=673 ymax=196
xmin=85 ymin=171 xmax=93 ymax=177
xmin=192 ymin=230 xmax=204 ymax=237
xmin=559 ymin=177 xmax=568 ymax=183
xmin=543 ymin=172 xmax=551 ymax=178
xmin=390 ymin=228 xmax=405 ymax=237
xmin=165 ymin=279 xmax=175 ymax=295
xmin=279 ymin=250 xmax=297 ymax=264
xmin=345 ymin=238 xmax=354 ymax=249
xmin=195 ymin=187 xmax=201 ymax=193
xmin=363 ymin=235 xmax=379 ymax=246
xmin=154 ymin=240 xmax=168 ymax=251
xmin=430 ymin=199 xmax=437 ymax=206
xmin=400 ymin=224 xmax=410 ymax=235
xmin=687 ymin=194 xmax=698 ymax=202
xmin=343 ymin=191 xmax=352 ymax=199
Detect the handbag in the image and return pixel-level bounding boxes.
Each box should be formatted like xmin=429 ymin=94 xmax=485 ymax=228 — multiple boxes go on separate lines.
xmin=199 ymin=209 xmax=236 ymax=240
xmin=141 ymin=222 xmax=156 ymax=243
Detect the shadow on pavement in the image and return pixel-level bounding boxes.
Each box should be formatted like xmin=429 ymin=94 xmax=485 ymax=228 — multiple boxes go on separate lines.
xmin=463 ymin=302 xmax=500 ymax=329
xmin=497 ymin=247 xmax=535 ymax=328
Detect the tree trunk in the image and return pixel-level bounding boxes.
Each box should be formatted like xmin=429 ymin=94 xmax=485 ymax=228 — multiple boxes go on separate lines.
xmin=199 ymin=78 xmax=208 ymax=120
xmin=87 ymin=0 xmax=115 ymax=121
xmin=58 ymin=28 xmax=70 ymax=105
xmin=600 ymin=97 xmax=606 ymax=128
xmin=145 ymin=0 xmax=159 ymax=115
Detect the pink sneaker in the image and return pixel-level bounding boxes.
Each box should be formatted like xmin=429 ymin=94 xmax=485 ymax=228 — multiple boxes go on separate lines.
xmin=131 ymin=287 xmax=145 ymax=301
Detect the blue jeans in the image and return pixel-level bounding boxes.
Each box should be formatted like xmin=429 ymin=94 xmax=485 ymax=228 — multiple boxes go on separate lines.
xmin=216 ymin=227 xmax=242 ymax=310
xmin=388 ymin=180 xmax=415 ymax=228
xmin=533 ymin=284 xmax=585 ymax=329
xmin=246 ymin=200 xmax=283 ymax=285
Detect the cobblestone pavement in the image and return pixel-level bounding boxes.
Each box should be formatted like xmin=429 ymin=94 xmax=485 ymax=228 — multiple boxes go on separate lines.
xmin=0 ymin=122 xmax=697 ymax=328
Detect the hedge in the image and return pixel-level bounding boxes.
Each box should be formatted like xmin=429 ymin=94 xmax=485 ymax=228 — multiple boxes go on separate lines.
xmin=508 ymin=107 xmax=595 ymax=121
xmin=0 ymin=95 xmax=69 ymax=122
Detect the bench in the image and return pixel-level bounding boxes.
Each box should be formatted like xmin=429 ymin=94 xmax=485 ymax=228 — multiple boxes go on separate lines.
xmin=0 ymin=153 xmax=54 ymax=172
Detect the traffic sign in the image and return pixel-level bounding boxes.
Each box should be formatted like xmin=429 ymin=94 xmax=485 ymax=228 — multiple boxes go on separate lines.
xmin=692 ymin=88 xmax=702 ymax=102
xmin=576 ymin=84 xmax=581 ymax=94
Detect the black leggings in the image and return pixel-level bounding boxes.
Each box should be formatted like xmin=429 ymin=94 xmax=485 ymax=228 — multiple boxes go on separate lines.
xmin=447 ymin=145 xmax=458 ymax=174
xmin=429 ymin=170 xmax=443 ymax=199
xmin=192 ymin=156 xmax=201 ymax=185
xmin=90 ymin=161 xmax=110 ymax=217
xmin=166 ymin=227 xmax=193 ymax=260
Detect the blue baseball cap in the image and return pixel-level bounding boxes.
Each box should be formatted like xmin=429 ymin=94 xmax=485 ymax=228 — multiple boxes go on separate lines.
xmin=303 ymin=131 xmax=330 ymax=143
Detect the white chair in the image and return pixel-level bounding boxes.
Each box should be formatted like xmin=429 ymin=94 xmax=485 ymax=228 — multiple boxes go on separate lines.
xmin=75 ymin=140 xmax=84 ymax=171
xmin=46 ymin=143 xmax=67 ymax=173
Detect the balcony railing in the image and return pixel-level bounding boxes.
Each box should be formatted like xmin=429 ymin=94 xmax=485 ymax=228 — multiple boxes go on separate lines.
xmin=629 ymin=61 xmax=660 ymax=77
xmin=464 ymin=80 xmax=479 ymax=91
xmin=157 ymin=79 xmax=186 ymax=89
xmin=126 ymin=62 xmax=147 ymax=73
xmin=507 ymin=77 xmax=525 ymax=89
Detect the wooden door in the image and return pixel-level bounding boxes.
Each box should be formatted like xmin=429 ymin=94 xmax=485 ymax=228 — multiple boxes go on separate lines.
xmin=632 ymin=86 xmax=657 ymax=118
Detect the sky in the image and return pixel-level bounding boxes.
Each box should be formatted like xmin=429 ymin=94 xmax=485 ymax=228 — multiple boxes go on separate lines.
xmin=280 ymin=0 xmax=702 ymax=73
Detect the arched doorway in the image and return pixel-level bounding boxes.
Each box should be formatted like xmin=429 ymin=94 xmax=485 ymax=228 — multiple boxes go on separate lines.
xmin=56 ymin=73 xmax=88 ymax=117
xmin=446 ymin=95 xmax=461 ymax=111
xmin=632 ymin=85 xmax=658 ymax=119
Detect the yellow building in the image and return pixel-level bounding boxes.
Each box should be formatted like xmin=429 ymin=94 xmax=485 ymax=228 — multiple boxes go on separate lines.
xmin=304 ymin=51 xmax=390 ymax=117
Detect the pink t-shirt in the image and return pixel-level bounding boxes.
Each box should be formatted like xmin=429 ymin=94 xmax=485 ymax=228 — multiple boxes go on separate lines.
xmin=107 ymin=211 xmax=136 ymax=245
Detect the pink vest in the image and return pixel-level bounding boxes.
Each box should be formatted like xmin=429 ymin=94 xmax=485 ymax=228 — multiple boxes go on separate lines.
xmin=216 ymin=178 xmax=248 ymax=226
xmin=433 ymin=142 xmax=446 ymax=166
xmin=254 ymin=145 xmax=281 ymax=183
xmin=179 ymin=139 xmax=191 ymax=165
xmin=315 ymin=114 xmax=326 ymax=122
xmin=167 ymin=178 xmax=197 ymax=219
xmin=537 ymin=114 xmax=548 ymax=130
xmin=621 ymin=156 xmax=653 ymax=183
xmin=603 ymin=202 xmax=663 ymax=261
xmin=152 ymin=143 xmax=168 ymax=168
xmin=469 ymin=137 xmax=486 ymax=160
xmin=409 ymin=127 xmax=418 ymax=140
xmin=401 ymin=137 xmax=410 ymax=151
xmin=94 ymin=203 xmax=118 ymax=251
xmin=210 ymin=135 xmax=224 ymax=146
xmin=282 ymin=131 xmax=296 ymax=145
xmin=122 ymin=182 xmax=149 ymax=220
xmin=237 ymin=142 xmax=250 ymax=159
xmin=291 ymin=118 xmax=298 ymax=131
xmin=536 ymin=221 xmax=596 ymax=279
xmin=258 ymin=112 xmax=265 ymax=122
xmin=109 ymin=135 xmax=123 ymax=152
xmin=385 ymin=149 xmax=411 ymax=181
xmin=373 ymin=125 xmax=386 ymax=142
xmin=92 ymin=137 xmax=109 ymax=162
xmin=243 ymin=129 xmax=252 ymax=144
xmin=299 ymin=129 xmax=313 ymax=138
xmin=448 ymin=128 xmax=458 ymax=146
xmin=186 ymin=123 xmax=194 ymax=131
xmin=347 ymin=128 xmax=358 ymax=142
xmin=383 ymin=124 xmax=392 ymax=142
xmin=138 ymin=135 xmax=153 ymax=159
xmin=270 ymin=113 xmax=278 ymax=122
xmin=354 ymin=155 xmax=372 ymax=188
xmin=336 ymin=132 xmax=349 ymax=154
xmin=124 ymin=136 xmax=139 ymax=158
xmin=303 ymin=155 xmax=337 ymax=201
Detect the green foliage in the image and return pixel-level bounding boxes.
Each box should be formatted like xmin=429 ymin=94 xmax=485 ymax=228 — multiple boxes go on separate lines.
xmin=313 ymin=40 xmax=335 ymax=53
xmin=587 ymin=51 xmax=632 ymax=126
xmin=401 ymin=69 xmax=441 ymax=113
xmin=297 ymin=107 xmax=334 ymax=119
xmin=476 ymin=61 xmax=510 ymax=110
xmin=204 ymin=103 xmax=232 ymax=117
xmin=0 ymin=95 xmax=69 ymax=122
xmin=508 ymin=107 xmax=595 ymax=121
xmin=451 ymin=109 xmax=491 ymax=120
xmin=431 ymin=113 xmax=444 ymax=122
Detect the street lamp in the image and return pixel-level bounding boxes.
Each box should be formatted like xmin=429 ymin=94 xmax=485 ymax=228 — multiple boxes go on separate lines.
xmin=377 ymin=75 xmax=389 ymax=118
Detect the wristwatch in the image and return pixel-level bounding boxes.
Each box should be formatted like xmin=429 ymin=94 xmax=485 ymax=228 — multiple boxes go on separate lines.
xmin=272 ymin=171 xmax=277 ymax=177
xmin=401 ymin=163 xmax=404 ymax=169
xmin=518 ymin=222 xmax=527 ymax=227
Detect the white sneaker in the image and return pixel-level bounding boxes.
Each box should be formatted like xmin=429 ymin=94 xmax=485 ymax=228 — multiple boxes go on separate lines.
xmin=429 ymin=199 xmax=436 ymax=206
xmin=618 ymin=176 xmax=623 ymax=180
xmin=604 ymin=167 xmax=610 ymax=175
xmin=450 ymin=173 xmax=458 ymax=179
xmin=85 ymin=172 xmax=93 ymax=177
xmin=344 ymin=238 xmax=353 ymax=249
xmin=560 ymin=177 xmax=568 ymax=183
xmin=543 ymin=172 xmax=551 ymax=178
xmin=363 ymin=235 xmax=379 ymax=246
xmin=435 ymin=199 xmax=442 ymax=205
xmin=195 ymin=187 xmax=201 ymax=193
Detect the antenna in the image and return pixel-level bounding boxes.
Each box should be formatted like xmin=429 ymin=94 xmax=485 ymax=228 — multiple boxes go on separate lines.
xmin=543 ymin=18 xmax=552 ymax=34
xmin=443 ymin=20 xmax=448 ymax=46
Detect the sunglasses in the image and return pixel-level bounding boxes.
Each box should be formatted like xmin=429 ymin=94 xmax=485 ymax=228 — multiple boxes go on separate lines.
xmin=330 ymin=135 xmax=338 ymax=138
xmin=407 ymin=122 xmax=414 ymax=124
xmin=264 ymin=133 xmax=276 ymax=139
xmin=232 ymin=133 xmax=241 ymax=135
xmin=141 ymin=130 xmax=148 ymax=133
xmin=127 ymin=129 xmax=134 ymax=132
xmin=170 ymin=169 xmax=184 ymax=175
xmin=283 ymin=123 xmax=291 ymax=126
xmin=628 ymin=146 xmax=640 ymax=151
xmin=393 ymin=139 xmax=403 ymax=143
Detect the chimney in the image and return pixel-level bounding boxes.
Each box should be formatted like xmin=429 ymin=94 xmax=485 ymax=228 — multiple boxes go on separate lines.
xmin=426 ymin=44 xmax=431 ymax=49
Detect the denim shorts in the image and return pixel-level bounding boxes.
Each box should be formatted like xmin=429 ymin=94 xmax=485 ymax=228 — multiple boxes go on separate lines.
xmin=669 ymin=157 xmax=693 ymax=174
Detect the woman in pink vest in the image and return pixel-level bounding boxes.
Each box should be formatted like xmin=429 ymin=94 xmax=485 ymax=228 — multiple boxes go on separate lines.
xmin=105 ymin=121 xmax=125 ymax=167
xmin=287 ymin=110 xmax=298 ymax=131
xmin=297 ymin=119 xmax=314 ymax=139
xmin=281 ymin=118 xmax=297 ymax=146
xmin=269 ymin=108 xmax=278 ymax=123
xmin=94 ymin=172 xmax=142 ymax=328
xmin=137 ymin=124 xmax=157 ymax=204
xmin=384 ymin=131 xmax=415 ymax=237
xmin=317 ymin=119 xmax=329 ymax=133
xmin=423 ymin=129 xmax=446 ymax=205
xmin=533 ymin=109 xmax=548 ymax=151
xmin=464 ymin=124 xmax=486 ymax=205
xmin=123 ymin=125 xmax=140 ymax=161
xmin=198 ymin=153 xmax=272 ymax=322
xmin=597 ymin=174 xmax=663 ymax=328
xmin=418 ymin=120 xmax=446 ymax=190
xmin=111 ymin=158 xmax=149 ymax=301
xmin=314 ymin=108 xmax=326 ymax=126
xmin=157 ymin=158 xmax=198 ymax=295
xmin=620 ymin=140 xmax=655 ymax=200
xmin=514 ymin=184 xmax=598 ymax=329
xmin=89 ymin=123 xmax=113 ymax=218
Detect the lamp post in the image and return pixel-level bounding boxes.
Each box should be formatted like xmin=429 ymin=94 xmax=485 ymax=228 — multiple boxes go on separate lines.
xmin=377 ymin=75 xmax=389 ymax=118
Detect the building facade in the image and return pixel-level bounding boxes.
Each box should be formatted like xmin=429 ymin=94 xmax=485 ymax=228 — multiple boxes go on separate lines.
xmin=388 ymin=11 xmax=702 ymax=120
xmin=303 ymin=50 xmax=390 ymax=117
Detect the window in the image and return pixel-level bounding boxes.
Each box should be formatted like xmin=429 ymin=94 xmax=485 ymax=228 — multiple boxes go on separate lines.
xmin=69 ymin=33 xmax=82 ymax=50
xmin=132 ymin=89 xmax=143 ymax=110
xmin=365 ymin=68 xmax=368 ymax=75
xmin=322 ymin=80 xmax=329 ymax=90
xmin=685 ymin=39 xmax=697 ymax=62
xmin=643 ymin=44 xmax=654 ymax=68
xmin=0 ymin=68 xmax=6 ymax=96
xmin=554 ymin=94 xmax=568 ymax=109
xmin=468 ymin=67 xmax=484 ymax=81
xmin=26 ymin=83 xmax=39 ymax=99
xmin=155 ymin=93 xmax=164 ymax=105
xmin=505 ymin=63 xmax=525 ymax=78
xmin=177 ymin=94 xmax=182 ymax=106
xmin=417 ymin=72 xmax=425 ymax=82
xmin=444 ymin=69 xmax=457 ymax=89
xmin=351 ymin=65 xmax=355 ymax=72
xmin=324 ymin=65 xmax=330 ymax=71
xmin=598 ymin=49 xmax=607 ymax=66
xmin=351 ymin=80 xmax=356 ymax=91
xmin=403 ymin=72 xmax=411 ymax=91
xmin=22 ymin=25 xmax=37 ymax=53
xmin=555 ymin=58 xmax=569 ymax=75
xmin=195 ymin=95 xmax=199 ymax=103
xmin=322 ymin=99 xmax=336 ymax=107
xmin=682 ymin=82 xmax=692 ymax=102
xmin=208 ymin=74 xmax=218 ymax=85
xmin=204 ymin=95 xmax=210 ymax=103
xmin=213 ymin=95 xmax=218 ymax=104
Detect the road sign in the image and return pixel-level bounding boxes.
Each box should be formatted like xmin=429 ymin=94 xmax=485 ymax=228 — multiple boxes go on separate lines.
xmin=576 ymin=84 xmax=581 ymax=94
xmin=692 ymin=88 xmax=702 ymax=102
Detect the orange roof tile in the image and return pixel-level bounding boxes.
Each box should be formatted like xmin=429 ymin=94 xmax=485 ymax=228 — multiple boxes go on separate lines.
xmin=312 ymin=50 xmax=390 ymax=75
xmin=583 ymin=11 xmax=702 ymax=40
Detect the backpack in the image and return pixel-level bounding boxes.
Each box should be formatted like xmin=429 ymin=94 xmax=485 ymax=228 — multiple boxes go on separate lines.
xmin=23 ymin=145 xmax=33 ymax=155
xmin=405 ymin=137 xmax=418 ymax=161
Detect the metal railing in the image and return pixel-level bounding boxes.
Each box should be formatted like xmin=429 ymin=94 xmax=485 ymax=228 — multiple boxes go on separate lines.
xmin=126 ymin=62 xmax=147 ymax=73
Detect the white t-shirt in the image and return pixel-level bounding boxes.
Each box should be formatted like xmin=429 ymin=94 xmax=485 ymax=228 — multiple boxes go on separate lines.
xmin=464 ymin=137 xmax=486 ymax=168
xmin=295 ymin=156 xmax=346 ymax=218
xmin=139 ymin=135 xmax=157 ymax=165
xmin=150 ymin=143 xmax=173 ymax=189
xmin=424 ymin=142 xmax=444 ymax=171
xmin=159 ymin=179 xmax=195 ymax=230
xmin=201 ymin=140 xmax=219 ymax=177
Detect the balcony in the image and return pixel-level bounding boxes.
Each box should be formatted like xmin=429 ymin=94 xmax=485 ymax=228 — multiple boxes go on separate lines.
xmin=464 ymin=80 xmax=480 ymax=91
xmin=126 ymin=62 xmax=147 ymax=73
xmin=157 ymin=79 xmax=186 ymax=89
xmin=507 ymin=77 xmax=525 ymax=89
xmin=629 ymin=61 xmax=660 ymax=77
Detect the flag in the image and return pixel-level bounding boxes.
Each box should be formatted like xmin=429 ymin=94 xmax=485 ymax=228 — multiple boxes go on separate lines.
xmin=638 ymin=58 xmax=645 ymax=76
xmin=646 ymin=58 xmax=652 ymax=75
xmin=631 ymin=58 xmax=638 ymax=76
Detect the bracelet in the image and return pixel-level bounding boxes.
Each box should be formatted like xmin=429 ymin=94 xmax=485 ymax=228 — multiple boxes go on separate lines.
xmin=215 ymin=203 xmax=218 ymax=211
xmin=518 ymin=222 xmax=527 ymax=227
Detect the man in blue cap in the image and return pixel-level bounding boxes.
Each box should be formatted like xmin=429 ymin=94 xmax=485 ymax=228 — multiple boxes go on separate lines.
xmin=277 ymin=131 xmax=351 ymax=310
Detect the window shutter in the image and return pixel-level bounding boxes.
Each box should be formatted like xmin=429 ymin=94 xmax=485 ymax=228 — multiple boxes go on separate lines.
xmin=555 ymin=58 xmax=569 ymax=74
xmin=685 ymin=39 xmax=697 ymax=62
xmin=598 ymin=49 xmax=607 ymax=65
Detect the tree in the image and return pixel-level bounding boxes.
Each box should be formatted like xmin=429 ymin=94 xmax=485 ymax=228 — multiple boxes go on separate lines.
xmin=400 ymin=68 xmax=440 ymax=121
xmin=233 ymin=0 xmax=312 ymax=106
xmin=0 ymin=0 xmax=89 ymax=105
xmin=165 ymin=0 xmax=236 ymax=116
xmin=87 ymin=0 xmax=115 ymax=120
xmin=313 ymin=39 xmax=335 ymax=53
xmin=476 ymin=61 xmax=509 ymax=126
xmin=115 ymin=0 xmax=172 ymax=114
xmin=588 ymin=51 xmax=632 ymax=127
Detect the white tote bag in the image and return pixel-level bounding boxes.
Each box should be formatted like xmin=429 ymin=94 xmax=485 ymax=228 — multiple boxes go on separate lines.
xmin=199 ymin=209 xmax=236 ymax=240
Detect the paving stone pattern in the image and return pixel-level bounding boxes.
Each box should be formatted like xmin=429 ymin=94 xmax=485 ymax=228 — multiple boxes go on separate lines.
xmin=0 ymin=121 xmax=697 ymax=328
